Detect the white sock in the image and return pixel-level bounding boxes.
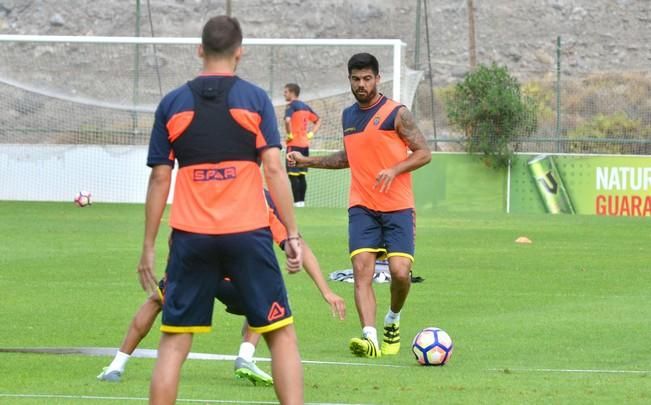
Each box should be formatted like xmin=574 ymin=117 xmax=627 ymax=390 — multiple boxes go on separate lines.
xmin=385 ymin=310 xmax=400 ymax=325
xmin=107 ymin=351 xmax=130 ymax=372
xmin=362 ymin=326 xmax=378 ymax=347
xmin=238 ymin=342 xmax=256 ymax=362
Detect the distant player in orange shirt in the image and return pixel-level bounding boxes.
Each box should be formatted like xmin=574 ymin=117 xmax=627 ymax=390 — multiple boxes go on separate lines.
xmin=284 ymin=83 xmax=321 ymax=207
xmin=288 ymin=52 xmax=431 ymax=359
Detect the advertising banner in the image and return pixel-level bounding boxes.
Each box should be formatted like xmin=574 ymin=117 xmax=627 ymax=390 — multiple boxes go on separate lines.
xmin=510 ymin=154 xmax=651 ymax=216
xmin=413 ymin=153 xmax=506 ymax=213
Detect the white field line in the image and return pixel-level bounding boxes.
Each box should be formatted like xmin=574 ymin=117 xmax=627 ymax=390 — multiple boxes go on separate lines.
xmin=4 ymin=347 xmax=646 ymax=374
xmin=0 ymin=393 xmax=369 ymax=405
xmin=424 ymin=291 xmax=649 ymax=300
xmin=489 ymin=367 xmax=650 ymax=375
xmin=0 ymin=347 xmax=408 ymax=368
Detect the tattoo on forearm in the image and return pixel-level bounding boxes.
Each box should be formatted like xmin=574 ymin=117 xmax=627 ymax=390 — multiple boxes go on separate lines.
xmin=309 ymin=150 xmax=349 ymax=169
xmin=397 ymin=108 xmax=431 ymax=153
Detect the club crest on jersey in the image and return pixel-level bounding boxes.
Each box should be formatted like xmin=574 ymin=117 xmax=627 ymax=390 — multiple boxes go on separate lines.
xmin=193 ymin=167 xmax=236 ymax=181
xmin=373 ymin=116 xmax=381 ymax=125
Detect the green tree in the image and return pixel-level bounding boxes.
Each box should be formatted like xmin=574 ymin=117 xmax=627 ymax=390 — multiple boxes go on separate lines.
xmin=445 ymin=63 xmax=537 ymax=167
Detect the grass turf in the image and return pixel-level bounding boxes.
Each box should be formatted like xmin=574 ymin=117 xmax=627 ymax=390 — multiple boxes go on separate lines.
xmin=0 ymin=201 xmax=649 ymax=404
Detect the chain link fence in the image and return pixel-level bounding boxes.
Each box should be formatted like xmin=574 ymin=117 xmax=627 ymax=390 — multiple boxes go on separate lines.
xmin=411 ymin=1 xmax=651 ymax=156
xmin=1 ymin=0 xmax=649 ymax=155
xmin=414 ymin=62 xmax=651 ymax=156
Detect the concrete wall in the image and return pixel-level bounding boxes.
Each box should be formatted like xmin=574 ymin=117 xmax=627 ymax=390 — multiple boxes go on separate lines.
xmin=1 ymin=145 xmax=506 ymax=212
xmin=0 ymin=144 xmax=163 ymax=203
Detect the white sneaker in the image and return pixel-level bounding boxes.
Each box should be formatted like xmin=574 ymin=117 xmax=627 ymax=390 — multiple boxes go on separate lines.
xmin=234 ymin=357 xmax=273 ymax=386
xmin=97 ymin=367 xmax=122 ymax=382
xmin=294 ymin=201 xmax=305 ymax=208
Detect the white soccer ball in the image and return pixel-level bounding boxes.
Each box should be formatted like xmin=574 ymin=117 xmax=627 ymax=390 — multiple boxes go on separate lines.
xmin=411 ymin=327 xmax=453 ymax=366
xmin=74 ymin=191 xmax=92 ymax=207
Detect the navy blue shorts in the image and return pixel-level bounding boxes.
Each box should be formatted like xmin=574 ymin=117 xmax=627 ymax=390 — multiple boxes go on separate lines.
xmin=158 ymin=276 xmax=245 ymax=316
xmin=215 ymin=278 xmax=245 ymax=315
xmin=286 ymin=146 xmax=308 ymax=175
xmin=348 ymin=205 xmax=415 ymax=261
xmin=161 ymin=228 xmax=293 ymax=334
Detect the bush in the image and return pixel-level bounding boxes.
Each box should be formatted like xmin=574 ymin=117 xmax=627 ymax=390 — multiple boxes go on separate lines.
xmin=445 ymin=63 xmax=537 ymax=167
xmin=521 ymin=80 xmax=555 ymax=125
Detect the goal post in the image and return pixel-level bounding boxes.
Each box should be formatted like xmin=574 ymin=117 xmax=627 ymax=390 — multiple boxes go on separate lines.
xmin=0 ymin=35 xmax=422 ymax=206
xmin=0 ymin=35 xmax=406 ymax=103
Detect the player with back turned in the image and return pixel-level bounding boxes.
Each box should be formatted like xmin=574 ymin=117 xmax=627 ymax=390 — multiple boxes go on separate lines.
xmin=137 ymin=15 xmax=304 ymax=404
xmin=288 ymin=52 xmax=431 ymax=359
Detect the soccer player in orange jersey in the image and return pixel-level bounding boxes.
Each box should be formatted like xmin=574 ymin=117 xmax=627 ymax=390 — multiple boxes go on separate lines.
xmin=283 ymin=83 xmax=321 ymax=207
xmin=138 ymin=16 xmax=303 ymax=404
xmin=288 ymin=52 xmax=431 ymax=359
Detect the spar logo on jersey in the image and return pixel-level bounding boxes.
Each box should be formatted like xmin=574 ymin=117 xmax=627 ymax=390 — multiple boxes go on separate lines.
xmin=193 ymin=167 xmax=237 ymax=182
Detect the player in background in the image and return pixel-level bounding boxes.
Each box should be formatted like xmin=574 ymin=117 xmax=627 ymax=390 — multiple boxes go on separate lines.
xmin=98 ymin=196 xmax=345 ymax=386
xmin=287 ymin=52 xmax=431 ymax=359
xmin=284 ymin=83 xmax=321 ymax=207
xmin=137 ymin=16 xmax=303 ymax=404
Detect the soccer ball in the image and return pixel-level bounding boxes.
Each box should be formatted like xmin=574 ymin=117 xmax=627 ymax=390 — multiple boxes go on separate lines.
xmin=411 ymin=327 xmax=453 ymax=366
xmin=74 ymin=191 xmax=92 ymax=207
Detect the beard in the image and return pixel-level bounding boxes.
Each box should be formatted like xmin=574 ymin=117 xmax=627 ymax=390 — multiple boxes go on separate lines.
xmin=352 ymin=87 xmax=377 ymax=103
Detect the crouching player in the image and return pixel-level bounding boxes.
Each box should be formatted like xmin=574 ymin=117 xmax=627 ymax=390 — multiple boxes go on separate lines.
xmin=98 ymin=192 xmax=345 ymax=385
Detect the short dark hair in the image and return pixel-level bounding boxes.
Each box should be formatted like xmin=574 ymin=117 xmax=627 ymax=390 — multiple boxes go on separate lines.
xmin=347 ymin=53 xmax=379 ymax=75
xmin=285 ymin=83 xmax=300 ymax=97
xmin=201 ymin=15 xmax=243 ymax=57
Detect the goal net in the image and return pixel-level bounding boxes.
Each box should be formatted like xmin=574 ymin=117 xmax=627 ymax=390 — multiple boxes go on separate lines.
xmin=0 ymin=35 xmax=422 ymax=206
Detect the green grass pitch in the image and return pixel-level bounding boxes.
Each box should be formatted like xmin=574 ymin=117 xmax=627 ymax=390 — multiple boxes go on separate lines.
xmin=0 ymin=201 xmax=650 ymax=404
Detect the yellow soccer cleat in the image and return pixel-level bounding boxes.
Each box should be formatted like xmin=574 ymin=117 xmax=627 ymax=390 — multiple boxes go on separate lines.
xmin=381 ymin=323 xmax=400 ymax=355
xmin=349 ymin=337 xmax=381 ymax=358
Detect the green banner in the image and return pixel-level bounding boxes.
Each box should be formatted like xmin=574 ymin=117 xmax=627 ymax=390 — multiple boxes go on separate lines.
xmin=511 ymin=154 xmax=651 ymax=217
xmin=414 ymin=153 xmax=506 ymax=213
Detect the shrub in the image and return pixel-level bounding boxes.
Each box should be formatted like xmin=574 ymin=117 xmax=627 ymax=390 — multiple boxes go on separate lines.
xmin=445 ymin=63 xmax=537 ymax=167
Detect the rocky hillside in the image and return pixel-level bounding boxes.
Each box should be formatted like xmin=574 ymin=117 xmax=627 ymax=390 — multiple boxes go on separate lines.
xmin=1 ymin=0 xmax=649 ymax=83
xmin=1 ymin=0 xmax=649 ymax=148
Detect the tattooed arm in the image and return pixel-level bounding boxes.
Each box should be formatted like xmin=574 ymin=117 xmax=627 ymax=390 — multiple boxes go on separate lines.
xmin=374 ymin=107 xmax=432 ymax=192
xmin=287 ymin=149 xmax=349 ymax=169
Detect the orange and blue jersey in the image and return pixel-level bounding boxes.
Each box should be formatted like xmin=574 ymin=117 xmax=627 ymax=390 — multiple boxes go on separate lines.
xmin=342 ymin=95 xmax=414 ymax=212
xmin=285 ymin=99 xmax=318 ymax=148
xmin=147 ymin=74 xmax=281 ymax=235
